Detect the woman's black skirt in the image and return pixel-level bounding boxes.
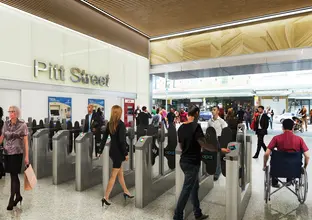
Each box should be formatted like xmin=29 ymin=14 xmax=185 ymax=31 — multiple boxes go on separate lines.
xmin=4 ymin=154 xmax=23 ymax=174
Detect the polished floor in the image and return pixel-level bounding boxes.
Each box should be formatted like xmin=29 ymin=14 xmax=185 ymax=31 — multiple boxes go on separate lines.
xmin=0 ymin=134 xmax=311 ymax=220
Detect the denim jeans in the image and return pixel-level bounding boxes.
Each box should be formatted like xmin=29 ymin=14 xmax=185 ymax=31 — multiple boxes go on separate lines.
xmin=214 ymin=137 xmax=222 ymax=178
xmin=173 ymin=162 xmax=202 ymax=220
xmin=214 ymin=152 xmax=221 ymax=178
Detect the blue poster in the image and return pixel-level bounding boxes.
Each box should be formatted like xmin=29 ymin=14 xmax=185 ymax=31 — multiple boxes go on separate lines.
xmin=48 ymin=97 xmax=72 ymax=122
xmin=88 ymin=99 xmax=105 ymax=114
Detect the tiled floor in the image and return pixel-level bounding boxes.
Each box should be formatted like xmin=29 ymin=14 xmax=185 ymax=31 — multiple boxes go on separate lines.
xmin=0 ymin=134 xmax=311 ymax=220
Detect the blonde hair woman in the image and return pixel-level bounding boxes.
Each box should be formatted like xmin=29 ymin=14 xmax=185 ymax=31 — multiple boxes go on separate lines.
xmin=0 ymin=106 xmax=29 ymax=210
xmin=100 ymin=105 xmax=133 ymax=206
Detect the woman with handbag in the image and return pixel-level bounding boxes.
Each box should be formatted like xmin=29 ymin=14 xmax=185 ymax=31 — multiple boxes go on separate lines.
xmin=0 ymin=106 xmax=29 ymax=210
xmin=99 ymin=105 xmax=133 ymax=206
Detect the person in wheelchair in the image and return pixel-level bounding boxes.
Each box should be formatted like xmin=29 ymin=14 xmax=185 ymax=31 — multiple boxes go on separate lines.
xmin=263 ymin=119 xmax=310 ymax=188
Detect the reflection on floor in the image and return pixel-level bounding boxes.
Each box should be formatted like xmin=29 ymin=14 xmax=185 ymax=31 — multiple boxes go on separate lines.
xmin=0 ymin=135 xmax=311 ymax=220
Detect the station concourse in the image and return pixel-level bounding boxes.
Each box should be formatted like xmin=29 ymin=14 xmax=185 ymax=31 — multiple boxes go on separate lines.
xmin=1 ymin=1 xmax=312 ymax=219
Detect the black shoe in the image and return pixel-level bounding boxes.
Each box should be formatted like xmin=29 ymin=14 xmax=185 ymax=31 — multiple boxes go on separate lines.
xmin=13 ymin=196 xmax=23 ymax=206
xmin=123 ymin=193 xmax=134 ymax=200
xmin=7 ymin=198 xmax=14 ymax=211
xmin=213 ymin=176 xmax=219 ymax=181
xmin=252 ymin=155 xmax=258 ymax=159
xmin=272 ymin=184 xmax=280 ymax=188
xmin=101 ymin=197 xmax=111 ymax=206
xmin=196 ymin=214 xmax=209 ymax=220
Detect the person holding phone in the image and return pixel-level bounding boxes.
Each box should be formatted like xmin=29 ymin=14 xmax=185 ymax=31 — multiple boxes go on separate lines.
xmin=99 ymin=105 xmax=133 ymax=206
xmin=174 ymin=105 xmax=229 ymax=220
xmin=0 ymin=106 xmax=29 ymax=211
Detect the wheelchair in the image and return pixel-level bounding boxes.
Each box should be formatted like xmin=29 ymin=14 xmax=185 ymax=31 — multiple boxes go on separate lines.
xmin=264 ymin=150 xmax=308 ymax=204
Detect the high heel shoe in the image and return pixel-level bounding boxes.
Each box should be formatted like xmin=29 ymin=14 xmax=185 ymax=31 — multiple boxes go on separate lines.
xmin=7 ymin=198 xmax=14 ymax=211
xmin=123 ymin=193 xmax=134 ymax=200
xmin=13 ymin=196 xmax=23 ymax=206
xmin=101 ymin=197 xmax=111 ymax=206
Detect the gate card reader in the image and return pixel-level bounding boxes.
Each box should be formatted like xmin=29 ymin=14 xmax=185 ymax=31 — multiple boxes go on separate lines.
xmin=135 ymin=135 xmax=175 ymax=209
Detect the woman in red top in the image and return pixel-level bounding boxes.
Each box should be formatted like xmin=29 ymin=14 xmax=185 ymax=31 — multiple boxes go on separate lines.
xmin=250 ymin=109 xmax=259 ymax=131
xmin=179 ymin=108 xmax=187 ymax=123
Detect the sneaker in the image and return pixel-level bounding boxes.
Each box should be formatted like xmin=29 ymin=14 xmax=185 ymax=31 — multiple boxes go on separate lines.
xmin=195 ymin=214 xmax=209 ymax=220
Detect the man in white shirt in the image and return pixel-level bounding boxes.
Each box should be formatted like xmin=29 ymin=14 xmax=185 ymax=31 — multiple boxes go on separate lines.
xmin=208 ymin=106 xmax=228 ymax=137
xmin=208 ymin=106 xmax=228 ymax=180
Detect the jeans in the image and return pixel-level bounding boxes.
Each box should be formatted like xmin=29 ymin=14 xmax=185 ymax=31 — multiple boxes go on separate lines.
xmin=214 ymin=136 xmax=222 ymax=179
xmin=215 ymin=152 xmax=221 ymax=178
xmin=173 ymin=162 xmax=202 ymax=220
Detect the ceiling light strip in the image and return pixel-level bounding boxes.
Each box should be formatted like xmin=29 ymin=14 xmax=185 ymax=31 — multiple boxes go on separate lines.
xmin=150 ymin=7 xmax=312 ymax=41
xmin=79 ymin=0 xmax=150 ymax=38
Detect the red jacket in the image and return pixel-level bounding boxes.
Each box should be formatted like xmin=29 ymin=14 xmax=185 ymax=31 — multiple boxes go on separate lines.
xmin=180 ymin=111 xmax=187 ymax=122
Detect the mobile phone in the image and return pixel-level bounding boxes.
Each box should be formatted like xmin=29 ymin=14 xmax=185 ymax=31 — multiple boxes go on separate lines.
xmin=228 ymin=145 xmax=236 ymax=150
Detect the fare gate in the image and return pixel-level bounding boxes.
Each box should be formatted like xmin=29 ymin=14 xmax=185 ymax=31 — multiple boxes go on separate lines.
xmin=225 ymin=123 xmax=252 ymax=220
xmin=135 ymin=123 xmax=177 ymax=208
xmin=75 ymin=132 xmax=105 ymax=191
xmin=32 ymin=128 xmax=52 ymax=179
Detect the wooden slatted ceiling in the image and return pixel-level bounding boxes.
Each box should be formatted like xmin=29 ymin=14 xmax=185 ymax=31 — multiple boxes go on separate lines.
xmin=88 ymin=0 xmax=312 ymax=37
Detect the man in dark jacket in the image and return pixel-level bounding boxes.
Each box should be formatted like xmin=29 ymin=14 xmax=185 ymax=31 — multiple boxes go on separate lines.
xmin=167 ymin=108 xmax=176 ymax=125
xmin=253 ymin=105 xmax=269 ymax=158
xmin=137 ymin=106 xmax=152 ymax=129
xmin=84 ymin=104 xmax=102 ymax=156
xmin=237 ymin=107 xmax=245 ymax=123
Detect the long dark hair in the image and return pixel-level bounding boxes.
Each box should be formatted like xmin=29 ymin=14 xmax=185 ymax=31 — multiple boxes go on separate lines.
xmin=0 ymin=107 xmax=3 ymax=118
xmin=188 ymin=105 xmax=199 ymax=117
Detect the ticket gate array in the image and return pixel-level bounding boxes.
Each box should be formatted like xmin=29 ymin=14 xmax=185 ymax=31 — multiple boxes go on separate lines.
xmin=52 ymin=121 xmax=82 ymax=185
xmin=102 ymin=127 xmax=136 ymax=197
xmin=75 ymin=132 xmax=105 ymax=191
xmin=135 ymin=123 xmax=176 ymax=208
xmin=225 ymin=124 xmax=252 ymax=220
xmin=33 ymin=121 xmax=63 ymax=179
xmin=25 ymin=118 xmax=48 ymax=168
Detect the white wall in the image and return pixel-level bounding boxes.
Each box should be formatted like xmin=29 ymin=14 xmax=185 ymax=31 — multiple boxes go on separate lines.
xmin=261 ymin=98 xmax=286 ymax=115
xmin=0 ymin=4 xmax=149 ymax=120
xmin=0 ymin=89 xmax=21 ymax=119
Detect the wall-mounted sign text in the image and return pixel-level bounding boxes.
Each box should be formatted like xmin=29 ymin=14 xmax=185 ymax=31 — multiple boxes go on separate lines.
xmin=34 ymin=60 xmax=110 ymax=87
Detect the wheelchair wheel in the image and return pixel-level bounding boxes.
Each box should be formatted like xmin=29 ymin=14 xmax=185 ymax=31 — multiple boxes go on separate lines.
xmin=297 ymin=168 xmax=308 ymax=204
xmin=264 ymin=167 xmax=270 ymax=203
